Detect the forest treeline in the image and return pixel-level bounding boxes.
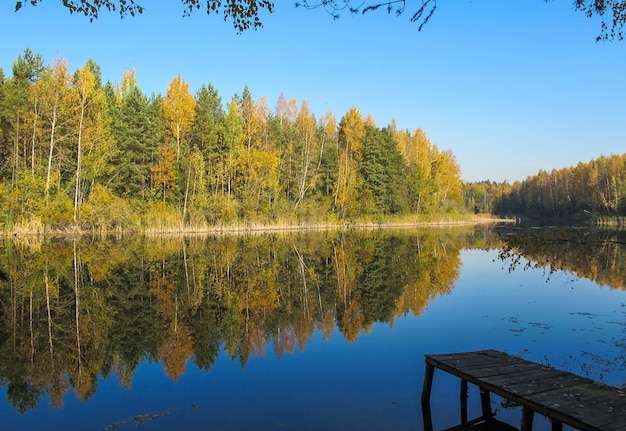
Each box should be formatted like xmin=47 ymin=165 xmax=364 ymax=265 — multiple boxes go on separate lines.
xmin=464 ymin=153 xmax=626 ymax=223
xmin=0 ymin=227 xmax=495 ymax=412
xmin=0 ymin=49 xmax=465 ymax=234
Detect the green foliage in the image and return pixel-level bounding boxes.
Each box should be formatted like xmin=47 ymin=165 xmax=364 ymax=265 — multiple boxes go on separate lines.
xmin=360 ymin=126 xmax=408 ymax=215
xmin=80 ymin=184 xmax=137 ymax=233
xmin=493 ymin=153 xmax=626 ymax=222
xmin=42 ymin=188 xmax=73 ymax=228
xmin=8 ymin=172 xmax=46 ymax=231
xmin=205 ymin=194 xmax=240 ymax=224
xmin=0 ymin=50 xmax=468 ymax=234
xmin=108 ymin=84 xmax=161 ymax=199
xmin=142 ymin=201 xmax=183 ymax=232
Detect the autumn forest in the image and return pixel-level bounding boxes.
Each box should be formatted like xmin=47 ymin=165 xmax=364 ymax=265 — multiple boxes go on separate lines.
xmin=0 ymin=49 xmax=468 ymax=234
xmin=2 ymin=48 xmax=626 ymax=235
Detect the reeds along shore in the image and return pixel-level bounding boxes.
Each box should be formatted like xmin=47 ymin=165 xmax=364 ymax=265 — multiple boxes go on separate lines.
xmin=3 ymin=215 xmax=512 ymax=239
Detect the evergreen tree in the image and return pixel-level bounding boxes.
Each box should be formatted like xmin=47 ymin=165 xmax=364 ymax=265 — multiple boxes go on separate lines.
xmin=360 ymin=125 xmax=408 ymax=215
xmin=109 ymin=84 xmax=159 ymax=200
xmin=191 ymin=83 xmax=224 ymax=195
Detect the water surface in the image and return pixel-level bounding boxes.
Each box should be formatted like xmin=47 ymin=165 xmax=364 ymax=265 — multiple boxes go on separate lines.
xmin=0 ymin=226 xmax=624 ymax=430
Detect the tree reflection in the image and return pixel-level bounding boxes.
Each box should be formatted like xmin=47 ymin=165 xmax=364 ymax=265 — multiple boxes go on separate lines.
xmin=0 ymin=226 xmax=490 ymax=413
xmin=497 ymin=226 xmax=626 ymax=289
xmin=496 ymin=226 xmax=626 ymax=388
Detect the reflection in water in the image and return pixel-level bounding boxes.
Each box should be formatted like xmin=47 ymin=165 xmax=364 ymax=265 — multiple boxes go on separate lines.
xmin=0 ymin=226 xmax=494 ymax=413
xmin=497 ymin=226 xmax=626 ymax=289
xmin=3 ymin=225 xmax=626 ymax=431
xmin=497 ymin=226 xmax=626 ymax=391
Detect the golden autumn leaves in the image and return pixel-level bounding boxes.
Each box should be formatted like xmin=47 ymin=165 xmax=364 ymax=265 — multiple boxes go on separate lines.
xmin=0 ymin=51 xmax=466 ymax=235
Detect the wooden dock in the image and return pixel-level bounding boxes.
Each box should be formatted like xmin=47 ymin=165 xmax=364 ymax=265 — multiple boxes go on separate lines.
xmin=421 ymin=350 xmax=626 ymax=431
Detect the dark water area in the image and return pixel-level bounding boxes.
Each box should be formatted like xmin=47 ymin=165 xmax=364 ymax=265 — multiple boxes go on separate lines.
xmin=0 ymin=225 xmax=624 ymax=431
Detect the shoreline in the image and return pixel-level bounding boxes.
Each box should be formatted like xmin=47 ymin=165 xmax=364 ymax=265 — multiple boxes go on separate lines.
xmin=3 ymin=216 xmax=515 ymax=239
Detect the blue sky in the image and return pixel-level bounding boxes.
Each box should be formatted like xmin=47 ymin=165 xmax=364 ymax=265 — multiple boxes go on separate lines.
xmin=1 ymin=1 xmax=625 ymax=182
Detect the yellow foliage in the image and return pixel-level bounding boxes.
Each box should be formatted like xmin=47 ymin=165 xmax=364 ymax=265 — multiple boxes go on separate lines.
xmin=160 ymin=320 xmax=193 ymax=382
xmin=162 ymin=74 xmax=196 ymax=159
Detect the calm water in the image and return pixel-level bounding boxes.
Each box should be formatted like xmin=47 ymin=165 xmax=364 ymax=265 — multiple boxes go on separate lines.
xmin=0 ymin=225 xmax=624 ymax=431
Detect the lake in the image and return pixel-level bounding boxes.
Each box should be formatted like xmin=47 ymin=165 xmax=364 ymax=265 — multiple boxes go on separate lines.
xmin=0 ymin=225 xmax=624 ymax=431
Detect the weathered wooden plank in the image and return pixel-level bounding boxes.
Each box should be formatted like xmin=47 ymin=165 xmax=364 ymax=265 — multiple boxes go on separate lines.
xmin=524 ymin=381 xmax=626 ymax=431
xmin=463 ymin=362 xmax=545 ymax=379
xmin=427 ymin=351 xmax=548 ymax=381
xmin=423 ymin=350 xmax=626 ymax=431
xmin=482 ymin=367 xmax=568 ymax=388
xmin=488 ymin=372 xmax=587 ymax=397
xmin=427 ymin=350 xmax=517 ymax=370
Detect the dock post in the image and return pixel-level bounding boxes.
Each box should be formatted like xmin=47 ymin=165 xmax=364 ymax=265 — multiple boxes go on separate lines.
xmin=421 ymin=363 xmax=435 ymax=431
xmin=479 ymin=387 xmax=492 ymax=420
xmin=551 ymin=420 xmax=563 ymax=431
xmin=521 ymin=405 xmax=534 ymax=431
xmin=460 ymin=379 xmax=468 ymax=425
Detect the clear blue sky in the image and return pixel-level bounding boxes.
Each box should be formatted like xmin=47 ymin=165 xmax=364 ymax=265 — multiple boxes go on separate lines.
xmin=1 ymin=1 xmax=625 ymax=182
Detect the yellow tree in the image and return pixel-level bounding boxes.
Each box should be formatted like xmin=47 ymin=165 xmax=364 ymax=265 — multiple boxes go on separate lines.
xmin=114 ymin=68 xmax=137 ymax=106
xmin=333 ymin=237 xmax=363 ymax=343
xmin=70 ymin=61 xmax=111 ymax=223
xmin=149 ymin=260 xmax=194 ymax=382
xmin=221 ymin=98 xmax=244 ymax=198
xmin=390 ymin=119 xmax=410 ymax=162
xmin=40 ymin=58 xmax=72 ymax=203
xmin=236 ymin=146 xmax=281 ymax=219
xmin=431 ymin=150 xmax=463 ymax=212
xmin=335 ymin=106 xmax=365 ymax=218
xmin=151 ymin=143 xmax=177 ymax=202
xmin=405 ymin=128 xmax=436 ymax=213
xmin=162 ymin=74 xmax=196 ymax=161
xmin=239 ymin=85 xmax=266 ymax=154
xmin=236 ymin=90 xmax=277 ymax=217
xmin=293 ymin=100 xmax=319 ymax=210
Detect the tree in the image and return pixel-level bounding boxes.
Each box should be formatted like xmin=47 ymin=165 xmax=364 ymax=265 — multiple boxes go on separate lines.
xmin=15 ymin=0 xmax=274 ymax=32
xmin=40 ymin=58 xmax=72 ymax=203
xmin=15 ymin=0 xmax=626 ymax=40
xmin=221 ymin=98 xmax=244 ymax=198
xmin=69 ymin=61 xmax=111 ymax=223
xmin=299 ymin=0 xmax=626 ymax=41
xmin=162 ymin=74 xmax=195 ymax=161
xmin=108 ymin=80 xmax=160 ymax=199
xmin=574 ymin=0 xmax=626 ymax=41
xmin=151 ymin=143 xmax=177 ymax=202
xmin=359 ymin=125 xmax=408 ymax=215
xmin=292 ymin=100 xmax=320 ymax=211
xmin=191 ymin=83 xmax=223 ymax=193
xmin=5 ymin=48 xmax=44 ymax=186
xmin=335 ymin=106 xmax=365 ymax=218
xmin=316 ymin=110 xmax=339 ymax=202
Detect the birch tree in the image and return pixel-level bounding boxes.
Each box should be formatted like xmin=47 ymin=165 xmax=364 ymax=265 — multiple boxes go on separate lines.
xmin=41 ymin=58 xmax=71 ymax=203
xmin=335 ymin=106 xmax=365 ymax=218
xmin=70 ymin=62 xmax=111 ymax=223
xmin=162 ymin=74 xmax=195 ymax=161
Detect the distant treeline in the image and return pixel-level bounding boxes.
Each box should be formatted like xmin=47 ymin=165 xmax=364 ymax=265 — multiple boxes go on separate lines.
xmin=464 ymin=153 xmax=626 ymax=223
xmin=0 ymin=49 xmax=464 ymax=234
